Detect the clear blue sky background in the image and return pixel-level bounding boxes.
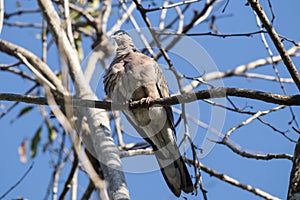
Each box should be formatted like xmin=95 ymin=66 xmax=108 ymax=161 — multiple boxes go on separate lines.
xmin=1 ymin=1 xmax=300 ymax=200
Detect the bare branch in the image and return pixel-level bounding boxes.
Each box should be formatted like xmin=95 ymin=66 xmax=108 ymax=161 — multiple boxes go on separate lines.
xmin=0 ymin=66 xmax=36 ymax=81
xmin=236 ymin=73 xmax=294 ymax=83
xmin=107 ymin=2 xmax=136 ymax=36
xmin=4 ymin=8 xmax=40 ymax=19
xmin=4 ymin=21 xmax=42 ymax=28
xmin=157 ymin=30 xmax=267 ymax=37
xmin=0 ymin=162 xmax=34 ymax=200
xmin=58 ymin=153 xmax=78 ymax=200
xmin=288 ymin=138 xmax=300 ymax=200
xmin=81 ymin=180 xmax=95 ymax=200
xmin=120 ymin=149 xmax=153 ymax=158
xmin=1 ymin=87 xmax=300 ymax=110
xmin=185 ymin=159 xmax=281 ymax=200
xmin=101 ymin=0 xmax=111 ymax=33
xmin=37 ymin=0 xmax=130 ymax=198
xmin=144 ymin=0 xmax=200 ymax=12
xmin=223 ymin=105 xmax=286 ymax=140
xmin=63 ymin=0 xmax=75 ymax=49
xmin=248 ymin=0 xmax=300 ymax=91
xmin=0 ymin=39 xmax=66 ymax=94
xmin=218 ymin=139 xmax=293 ymax=161
xmin=16 ymin=52 xmax=56 ymax=91
xmin=0 ymin=84 xmax=38 ymax=119
xmin=181 ymin=41 xmax=300 ymax=93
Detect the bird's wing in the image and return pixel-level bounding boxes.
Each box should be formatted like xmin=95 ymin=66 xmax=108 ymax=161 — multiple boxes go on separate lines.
xmin=104 ymin=49 xmax=193 ymax=197
xmin=153 ymin=61 xmax=176 ymax=136
xmin=103 ymin=54 xmax=126 ymax=99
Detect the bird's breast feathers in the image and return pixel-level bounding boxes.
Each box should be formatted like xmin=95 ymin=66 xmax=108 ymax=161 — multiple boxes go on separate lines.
xmin=110 ymin=52 xmax=160 ymax=101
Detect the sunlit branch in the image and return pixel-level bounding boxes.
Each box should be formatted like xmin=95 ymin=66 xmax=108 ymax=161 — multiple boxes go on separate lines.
xmin=218 ymin=137 xmax=293 ymax=161
xmin=180 ymin=41 xmax=300 ymax=93
xmin=223 ymin=105 xmax=286 ymax=140
xmin=185 ymin=159 xmax=281 ymax=200
xmin=248 ymin=0 xmax=300 ymax=91
xmin=144 ymin=0 xmax=200 ymax=12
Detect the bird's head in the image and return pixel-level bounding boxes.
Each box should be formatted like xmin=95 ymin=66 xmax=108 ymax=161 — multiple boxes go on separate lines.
xmin=112 ymin=30 xmax=134 ymax=47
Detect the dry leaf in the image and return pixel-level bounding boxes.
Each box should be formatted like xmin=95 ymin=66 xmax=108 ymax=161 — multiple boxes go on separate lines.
xmin=18 ymin=139 xmax=28 ymax=163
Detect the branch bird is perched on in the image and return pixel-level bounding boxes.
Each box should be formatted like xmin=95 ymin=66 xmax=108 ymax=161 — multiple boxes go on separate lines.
xmin=103 ymin=30 xmax=193 ymax=197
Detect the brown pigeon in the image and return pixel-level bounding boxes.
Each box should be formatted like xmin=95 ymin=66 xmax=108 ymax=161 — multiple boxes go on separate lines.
xmin=103 ymin=30 xmax=193 ymax=197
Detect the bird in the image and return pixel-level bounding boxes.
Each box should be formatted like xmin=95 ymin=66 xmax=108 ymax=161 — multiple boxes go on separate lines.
xmin=103 ymin=30 xmax=193 ymax=197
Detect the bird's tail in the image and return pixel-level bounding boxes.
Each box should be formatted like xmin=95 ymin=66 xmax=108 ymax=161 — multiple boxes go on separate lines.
xmin=154 ymin=142 xmax=193 ymax=197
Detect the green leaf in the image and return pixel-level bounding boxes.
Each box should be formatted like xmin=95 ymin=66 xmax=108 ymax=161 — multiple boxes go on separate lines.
xmin=18 ymin=106 xmax=34 ymax=117
xmin=10 ymin=106 xmax=34 ymax=124
xmin=88 ymin=0 xmax=100 ymax=9
xmin=45 ymin=120 xmax=57 ymax=143
xmin=30 ymin=126 xmax=42 ymax=158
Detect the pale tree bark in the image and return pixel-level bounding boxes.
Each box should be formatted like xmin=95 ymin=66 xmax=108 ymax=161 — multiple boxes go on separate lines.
xmin=288 ymin=138 xmax=300 ymax=200
xmin=37 ymin=0 xmax=130 ymax=199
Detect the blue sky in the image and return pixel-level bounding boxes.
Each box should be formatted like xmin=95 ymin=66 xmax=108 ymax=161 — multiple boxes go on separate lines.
xmin=1 ymin=1 xmax=300 ymax=200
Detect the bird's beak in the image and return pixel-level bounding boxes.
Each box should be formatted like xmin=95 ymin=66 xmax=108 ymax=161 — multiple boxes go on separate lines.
xmin=111 ymin=35 xmax=116 ymax=40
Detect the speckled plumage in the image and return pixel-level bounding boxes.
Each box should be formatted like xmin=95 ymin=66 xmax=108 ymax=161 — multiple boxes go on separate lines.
xmin=103 ymin=30 xmax=193 ymax=197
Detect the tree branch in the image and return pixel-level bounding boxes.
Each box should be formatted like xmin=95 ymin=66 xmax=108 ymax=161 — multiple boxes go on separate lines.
xmin=144 ymin=0 xmax=200 ymax=12
xmin=0 ymin=162 xmax=35 ymax=199
xmin=219 ymin=139 xmax=293 ymax=161
xmin=37 ymin=0 xmax=129 ymax=199
xmin=0 ymin=39 xmax=65 ymax=94
xmin=58 ymin=153 xmax=78 ymax=200
xmin=1 ymin=88 xmax=299 ymax=110
xmin=288 ymin=138 xmax=300 ymax=200
xmin=248 ymin=0 xmax=300 ymax=91
xmin=185 ymin=159 xmax=281 ymax=200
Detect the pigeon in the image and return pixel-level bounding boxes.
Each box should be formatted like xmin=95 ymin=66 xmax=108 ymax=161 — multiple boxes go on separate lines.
xmin=103 ymin=30 xmax=193 ymax=197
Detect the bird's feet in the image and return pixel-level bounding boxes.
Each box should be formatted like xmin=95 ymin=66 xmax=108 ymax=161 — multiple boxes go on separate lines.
xmin=140 ymin=97 xmax=153 ymax=105
xmin=127 ymin=97 xmax=153 ymax=110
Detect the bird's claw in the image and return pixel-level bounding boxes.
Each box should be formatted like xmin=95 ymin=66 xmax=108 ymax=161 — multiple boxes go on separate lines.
xmin=141 ymin=97 xmax=153 ymax=105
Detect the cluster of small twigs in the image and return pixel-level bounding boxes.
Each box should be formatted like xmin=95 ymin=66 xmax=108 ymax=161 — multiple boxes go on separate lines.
xmin=0 ymin=0 xmax=300 ymax=200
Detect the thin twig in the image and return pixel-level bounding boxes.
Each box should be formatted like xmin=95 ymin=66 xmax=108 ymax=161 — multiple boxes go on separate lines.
xmin=1 ymin=66 xmax=36 ymax=81
xmin=218 ymin=139 xmax=293 ymax=161
xmin=0 ymin=39 xmax=66 ymax=94
xmin=157 ymin=30 xmax=267 ymax=37
xmin=4 ymin=21 xmax=43 ymax=28
xmin=185 ymin=159 xmax=281 ymax=200
xmin=236 ymin=73 xmax=294 ymax=83
xmin=58 ymin=152 xmax=78 ymax=200
xmin=16 ymin=52 xmax=56 ymax=91
xmin=107 ymin=2 xmax=136 ymax=36
xmin=0 ymin=162 xmax=35 ymax=200
xmin=120 ymin=2 xmax=155 ymax=56
xmin=257 ymin=118 xmax=296 ymax=143
xmin=144 ymin=0 xmax=200 ymax=12
xmin=4 ymin=8 xmax=40 ymax=19
xmin=255 ymin=11 xmax=299 ymax=130
xmin=223 ymin=105 xmax=286 ymax=140
xmin=248 ymin=0 xmax=300 ymax=91
xmin=0 ymin=84 xmax=38 ymax=119
xmin=180 ymin=41 xmax=300 ymax=93
xmin=81 ymin=180 xmax=95 ymax=200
